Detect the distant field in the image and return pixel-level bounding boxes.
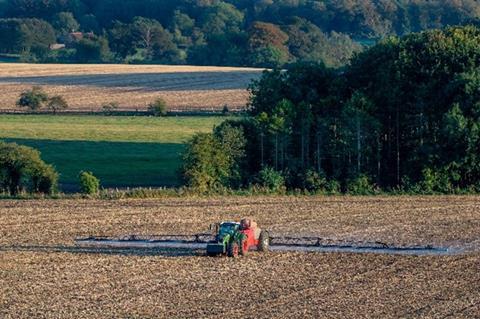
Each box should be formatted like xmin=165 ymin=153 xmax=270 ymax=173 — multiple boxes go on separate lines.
xmin=0 ymin=115 xmax=225 ymax=189
xmin=0 ymin=63 xmax=263 ymax=112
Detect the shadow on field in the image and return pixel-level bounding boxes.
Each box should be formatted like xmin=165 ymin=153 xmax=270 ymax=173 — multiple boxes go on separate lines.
xmin=0 ymin=71 xmax=262 ymax=91
xmin=4 ymin=138 xmax=184 ymax=191
xmin=0 ymin=245 xmax=202 ymax=257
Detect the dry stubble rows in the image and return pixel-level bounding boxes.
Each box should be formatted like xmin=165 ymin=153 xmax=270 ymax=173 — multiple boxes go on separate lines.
xmin=0 ymin=64 xmax=263 ymax=111
xmin=0 ymin=196 xmax=479 ymax=318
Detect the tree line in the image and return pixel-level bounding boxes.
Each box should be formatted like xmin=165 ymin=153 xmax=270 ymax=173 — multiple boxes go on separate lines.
xmin=182 ymin=25 xmax=480 ymax=194
xmin=3 ymin=25 xmax=480 ymax=196
xmin=1 ymin=0 xmax=480 ymax=66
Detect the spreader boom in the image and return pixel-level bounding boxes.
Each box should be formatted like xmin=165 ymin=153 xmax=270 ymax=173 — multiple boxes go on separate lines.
xmin=74 ymin=234 xmax=452 ymax=256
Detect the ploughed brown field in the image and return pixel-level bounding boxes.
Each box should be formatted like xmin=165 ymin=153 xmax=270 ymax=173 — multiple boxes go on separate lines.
xmin=0 ymin=63 xmax=263 ymax=112
xmin=1 ymin=196 xmax=479 ymax=318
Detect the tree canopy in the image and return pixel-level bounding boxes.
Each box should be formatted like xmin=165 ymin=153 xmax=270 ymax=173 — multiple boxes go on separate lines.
xmin=0 ymin=141 xmax=58 ymax=195
xmin=2 ymin=0 xmax=480 ymax=66
xmin=183 ymin=25 xmax=480 ymax=194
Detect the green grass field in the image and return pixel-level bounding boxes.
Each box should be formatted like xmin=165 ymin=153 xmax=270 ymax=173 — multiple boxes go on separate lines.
xmin=0 ymin=115 xmax=224 ymax=190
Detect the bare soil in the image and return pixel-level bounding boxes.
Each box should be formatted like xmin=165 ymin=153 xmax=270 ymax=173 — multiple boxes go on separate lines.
xmin=1 ymin=196 xmax=479 ymax=318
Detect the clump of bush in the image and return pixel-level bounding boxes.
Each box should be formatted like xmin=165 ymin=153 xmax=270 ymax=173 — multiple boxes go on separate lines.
xmin=181 ymin=133 xmax=229 ymax=193
xmin=148 ymin=97 xmax=167 ymax=116
xmin=325 ymin=180 xmax=341 ymax=194
xmin=101 ymin=101 xmax=119 ymax=115
xmin=181 ymin=122 xmax=247 ymax=193
xmin=0 ymin=141 xmax=58 ymax=195
xmin=222 ymin=105 xmax=230 ymax=115
xmin=302 ymin=169 xmax=327 ymax=193
xmin=16 ymin=87 xmax=69 ymax=113
xmin=256 ymin=166 xmax=285 ymax=193
xmin=347 ymin=175 xmax=377 ymax=195
xmin=47 ymin=95 xmax=69 ymax=114
xmin=16 ymin=86 xmax=49 ymax=110
xmin=79 ymin=171 xmax=100 ymax=195
xmin=415 ymin=167 xmax=456 ymax=194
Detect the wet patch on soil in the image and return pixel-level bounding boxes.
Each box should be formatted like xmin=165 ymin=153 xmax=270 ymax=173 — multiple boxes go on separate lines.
xmin=72 ymin=237 xmax=478 ymax=256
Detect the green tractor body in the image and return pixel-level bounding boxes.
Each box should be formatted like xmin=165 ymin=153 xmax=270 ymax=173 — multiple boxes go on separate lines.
xmin=206 ymin=222 xmax=244 ymax=256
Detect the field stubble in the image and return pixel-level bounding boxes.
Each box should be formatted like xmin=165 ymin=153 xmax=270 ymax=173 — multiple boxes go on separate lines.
xmin=1 ymin=196 xmax=479 ymax=318
xmin=0 ymin=63 xmax=263 ymax=111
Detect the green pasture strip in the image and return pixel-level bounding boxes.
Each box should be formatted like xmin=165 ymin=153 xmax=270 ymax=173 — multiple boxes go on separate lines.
xmin=0 ymin=115 xmax=224 ymax=143
xmin=0 ymin=115 xmax=225 ymax=189
xmin=3 ymin=139 xmax=183 ymax=188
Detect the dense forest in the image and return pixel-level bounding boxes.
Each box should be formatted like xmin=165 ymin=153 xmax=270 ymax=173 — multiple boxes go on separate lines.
xmin=1 ymin=0 xmax=480 ymax=67
xmin=182 ymin=25 xmax=480 ymax=194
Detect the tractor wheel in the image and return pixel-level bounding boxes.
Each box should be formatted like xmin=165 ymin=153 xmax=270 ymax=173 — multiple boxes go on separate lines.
xmin=227 ymin=242 xmax=239 ymax=258
xmin=258 ymin=230 xmax=270 ymax=252
xmin=239 ymin=238 xmax=248 ymax=256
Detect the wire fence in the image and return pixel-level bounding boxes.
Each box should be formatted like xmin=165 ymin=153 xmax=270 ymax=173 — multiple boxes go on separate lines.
xmin=0 ymin=107 xmax=246 ymax=116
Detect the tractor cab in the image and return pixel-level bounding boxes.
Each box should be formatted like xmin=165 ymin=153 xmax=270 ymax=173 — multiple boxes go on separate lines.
xmin=216 ymin=222 xmax=239 ymax=241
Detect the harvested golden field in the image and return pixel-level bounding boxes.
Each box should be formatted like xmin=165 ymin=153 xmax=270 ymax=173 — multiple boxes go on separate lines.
xmin=0 ymin=63 xmax=263 ymax=112
xmin=1 ymin=196 xmax=479 ymax=318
